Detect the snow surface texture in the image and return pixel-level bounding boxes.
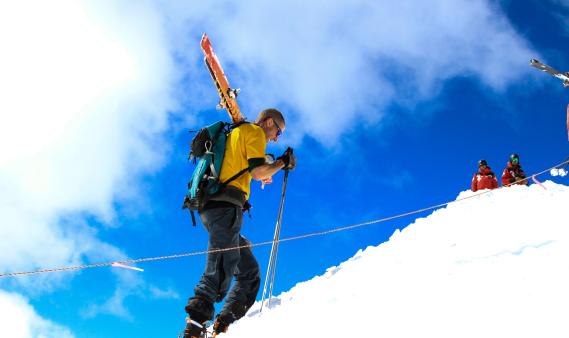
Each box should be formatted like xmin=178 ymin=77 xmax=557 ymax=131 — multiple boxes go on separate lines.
xmin=226 ymin=181 xmax=569 ymax=338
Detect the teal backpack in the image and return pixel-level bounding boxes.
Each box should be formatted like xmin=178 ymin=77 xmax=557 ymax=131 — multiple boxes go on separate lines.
xmin=182 ymin=121 xmax=249 ymax=225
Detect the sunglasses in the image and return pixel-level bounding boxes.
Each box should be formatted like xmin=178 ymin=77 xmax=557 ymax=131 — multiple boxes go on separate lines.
xmin=511 ymin=158 xmax=519 ymax=164
xmin=273 ymin=119 xmax=283 ymax=137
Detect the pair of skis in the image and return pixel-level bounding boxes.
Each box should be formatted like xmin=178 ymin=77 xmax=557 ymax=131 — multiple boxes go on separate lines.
xmin=530 ymin=59 xmax=569 ymax=87
xmin=200 ymin=34 xmax=245 ymax=124
xmin=529 ymin=59 xmax=569 ymax=142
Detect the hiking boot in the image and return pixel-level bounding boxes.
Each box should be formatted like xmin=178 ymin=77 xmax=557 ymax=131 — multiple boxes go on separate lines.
xmin=212 ymin=315 xmax=230 ymax=337
xmin=183 ymin=317 xmax=207 ymax=338
xmin=185 ymin=297 xmax=214 ymax=321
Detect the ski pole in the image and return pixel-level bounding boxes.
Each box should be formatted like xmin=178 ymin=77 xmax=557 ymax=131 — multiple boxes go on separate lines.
xmin=266 ymin=190 xmax=284 ymax=307
xmin=260 ymin=168 xmax=288 ymax=312
xmin=260 ymin=165 xmax=290 ymax=313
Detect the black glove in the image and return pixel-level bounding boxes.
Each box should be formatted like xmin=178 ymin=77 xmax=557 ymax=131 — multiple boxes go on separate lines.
xmin=511 ymin=175 xmax=527 ymax=185
xmin=277 ymin=147 xmax=296 ymax=170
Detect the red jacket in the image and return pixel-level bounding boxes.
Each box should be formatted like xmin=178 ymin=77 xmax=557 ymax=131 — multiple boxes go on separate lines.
xmin=502 ymin=162 xmax=528 ymax=186
xmin=471 ymin=167 xmax=499 ymax=192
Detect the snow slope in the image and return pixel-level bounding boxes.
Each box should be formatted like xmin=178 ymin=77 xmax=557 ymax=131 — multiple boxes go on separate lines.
xmin=227 ymin=181 xmax=569 ymax=338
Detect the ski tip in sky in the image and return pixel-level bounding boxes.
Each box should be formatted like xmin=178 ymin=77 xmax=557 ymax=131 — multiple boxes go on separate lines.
xmin=529 ymin=58 xmax=569 ymax=87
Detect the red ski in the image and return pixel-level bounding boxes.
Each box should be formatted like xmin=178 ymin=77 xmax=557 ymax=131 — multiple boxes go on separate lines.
xmin=200 ymin=34 xmax=245 ymax=124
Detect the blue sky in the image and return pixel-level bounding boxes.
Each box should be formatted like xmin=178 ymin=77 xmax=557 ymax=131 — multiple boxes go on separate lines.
xmin=0 ymin=0 xmax=568 ymax=337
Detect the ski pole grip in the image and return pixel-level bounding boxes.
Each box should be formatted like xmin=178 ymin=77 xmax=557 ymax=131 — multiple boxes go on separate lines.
xmin=283 ymin=147 xmax=295 ymax=171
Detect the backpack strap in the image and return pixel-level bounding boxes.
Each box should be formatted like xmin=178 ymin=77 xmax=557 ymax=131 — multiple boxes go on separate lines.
xmin=219 ymin=167 xmax=250 ymax=190
xmin=215 ymin=121 xmax=252 ymax=187
xmin=229 ymin=120 xmax=249 ymax=130
xmin=212 ymin=122 xmax=229 ymax=143
xmin=207 ymin=123 xmax=230 ymax=180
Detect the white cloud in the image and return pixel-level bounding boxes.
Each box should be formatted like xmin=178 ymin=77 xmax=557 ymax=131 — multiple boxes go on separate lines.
xmin=0 ymin=0 xmax=175 ymax=220
xmin=0 ymin=0 xmax=175 ymax=273
xmin=0 ymin=0 xmax=179 ymax=332
xmin=83 ymin=286 xmax=134 ymax=320
xmin=0 ymin=291 xmax=74 ymax=338
xmin=148 ymin=285 xmax=181 ymax=300
xmin=161 ymin=0 xmax=536 ymax=144
xmin=82 ymin=269 xmax=180 ymax=320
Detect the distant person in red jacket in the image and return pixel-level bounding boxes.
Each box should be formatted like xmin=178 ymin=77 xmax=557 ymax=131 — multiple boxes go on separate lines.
xmin=471 ymin=159 xmax=499 ymax=192
xmin=502 ymin=153 xmax=528 ymax=186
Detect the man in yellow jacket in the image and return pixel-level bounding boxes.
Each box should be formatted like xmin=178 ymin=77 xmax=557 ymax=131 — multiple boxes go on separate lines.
xmin=184 ymin=108 xmax=296 ymax=338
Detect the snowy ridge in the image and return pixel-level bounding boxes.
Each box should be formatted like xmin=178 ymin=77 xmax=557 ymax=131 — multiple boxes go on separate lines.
xmin=228 ymin=182 xmax=569 ymax=338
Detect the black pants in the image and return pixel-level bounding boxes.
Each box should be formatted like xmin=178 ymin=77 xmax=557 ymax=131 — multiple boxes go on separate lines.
xmin=187 ymin=205 xmax=260 ymax=320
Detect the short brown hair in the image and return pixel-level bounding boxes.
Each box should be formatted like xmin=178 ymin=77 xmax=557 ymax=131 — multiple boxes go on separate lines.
xmin=255 ymin=108 xmax=285 ymax=127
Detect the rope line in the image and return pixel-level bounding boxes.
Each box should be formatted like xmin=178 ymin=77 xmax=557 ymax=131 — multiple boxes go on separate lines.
xmin=1 ymin=158 xmax=567 ymax=279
